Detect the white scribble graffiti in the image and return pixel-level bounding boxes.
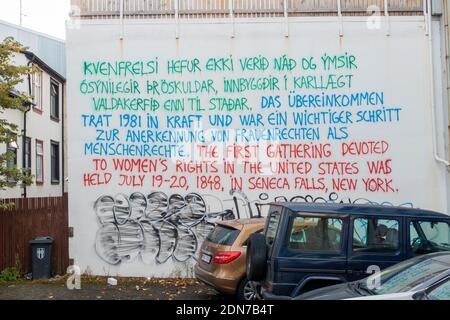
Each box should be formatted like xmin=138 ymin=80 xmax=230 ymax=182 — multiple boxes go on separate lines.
xmin=94 ymin=192 xmax=234 ymax=265
xmin=93 ymin=191 xmax=414 ymax=265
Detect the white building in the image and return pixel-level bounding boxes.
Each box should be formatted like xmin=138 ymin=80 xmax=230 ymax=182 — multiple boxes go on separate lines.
xmin=66 ymin=0 xmax=450 ymax=277
xmin=0 ymin=21 xmax=66 ymax=198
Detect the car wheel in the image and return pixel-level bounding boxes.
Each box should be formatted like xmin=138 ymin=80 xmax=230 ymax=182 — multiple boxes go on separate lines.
xmin=246 ymin=233 xmax=267 ymax=282
xmin=237 ymin=277 xmax=260 ymax=301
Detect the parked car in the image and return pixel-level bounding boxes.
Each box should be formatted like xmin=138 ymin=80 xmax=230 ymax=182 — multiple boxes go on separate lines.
xmin=246 ymin=203 xmax=450 ymax=300
xmin=195 ymin=218 xmax=265 ymax=300
xmin=294 ymin=252 xmax=450 ymax=300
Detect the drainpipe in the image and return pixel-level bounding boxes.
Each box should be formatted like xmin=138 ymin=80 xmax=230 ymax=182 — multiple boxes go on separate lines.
xmin=22 ymin=106 xmax=30 ymax=198
xmin=427 ymin=0 xmax=450 ymax=170
xmin=22 ymin=59 xmax=35 ymax=198
xmin=444 ymin=0 xmax=450 ymax=169
xmin=61 ymin=83 xmax=65 ymax=197
xmin=120 ymin=0 xmax=124 ymax=40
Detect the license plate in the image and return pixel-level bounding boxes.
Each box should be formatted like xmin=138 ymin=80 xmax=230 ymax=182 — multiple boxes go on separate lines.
xmin=201 ymin=254 xmax=212 ymax=264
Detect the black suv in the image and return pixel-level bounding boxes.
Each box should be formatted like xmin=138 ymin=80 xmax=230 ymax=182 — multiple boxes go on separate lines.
xmin=246 ymin=203 xmax=450 ymax=299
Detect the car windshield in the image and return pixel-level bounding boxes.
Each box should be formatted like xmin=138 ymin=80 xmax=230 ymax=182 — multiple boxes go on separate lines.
xmin=360 ymin=257 xmax=450 ymax=295
xmin=428 ymin=278 xmax=450 ymax=300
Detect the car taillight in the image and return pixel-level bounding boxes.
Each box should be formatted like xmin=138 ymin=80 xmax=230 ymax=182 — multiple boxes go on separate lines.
xmin=212 ymin=251 xmax=241 ymax=264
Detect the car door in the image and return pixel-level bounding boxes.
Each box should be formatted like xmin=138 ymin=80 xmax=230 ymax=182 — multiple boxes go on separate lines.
xmin=347 ymin=215 xmax=405 ymax=282
xmin=275 ymin=212 xmax=349 ymax=296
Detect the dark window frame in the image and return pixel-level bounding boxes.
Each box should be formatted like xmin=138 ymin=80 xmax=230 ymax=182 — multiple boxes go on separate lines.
xmin=32 ymin=67 xmax=43 ymax=113
xmin=23 ymin=137 xmax=32 ymax=176
xmin=6 ymin=143 xmax=17 ymax=168
xmin=6 ymin=139 xmax=18 ymax=184
xmin=50 ymin=140 xmax=60 ymax=184
xmin=35 ymin=139 xmax=44 ymax=185
xmin=50 ymin=78 xmax=60 ymax=121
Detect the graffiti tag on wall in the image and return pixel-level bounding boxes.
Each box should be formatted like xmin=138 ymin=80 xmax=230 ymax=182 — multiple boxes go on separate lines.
xmin=93 ymin=191 xmax=413 ymax=265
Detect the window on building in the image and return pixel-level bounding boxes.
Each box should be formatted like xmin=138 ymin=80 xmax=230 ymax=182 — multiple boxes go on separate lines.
xmin=50 ymin=79 xmax=60 ymax=120
xmin=6 ymin=140 xmax=18 ymax=168
xmin=36 ymin=140 xmax=44 ymax=184
xmin=51 ymin=141 xmax=60 ymax=183
xmin=23 ymin=137 xmax=31 ymax=176
xmin=353 ymin=218 xmax=400 ymax=253
xmin=32 ymin=68 xmax=43 ymax=111
xmin=6 ymin=138 xmax=18 ymax=183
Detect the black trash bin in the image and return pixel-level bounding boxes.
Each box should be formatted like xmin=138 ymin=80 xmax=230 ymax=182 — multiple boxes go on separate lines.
xmin=30 ymin=237 xmax=54 ymax=279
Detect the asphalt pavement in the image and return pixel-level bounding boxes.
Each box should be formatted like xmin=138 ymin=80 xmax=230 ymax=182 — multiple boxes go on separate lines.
xmin=0 ymin=278 xmax=225 ymax=300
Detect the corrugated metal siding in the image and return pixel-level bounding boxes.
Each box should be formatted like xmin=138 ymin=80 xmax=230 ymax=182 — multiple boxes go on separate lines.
xmin=0 ymin=21 xmax=66 ymax=77
xmin=70 ymin=0 xmax=425 ymax=19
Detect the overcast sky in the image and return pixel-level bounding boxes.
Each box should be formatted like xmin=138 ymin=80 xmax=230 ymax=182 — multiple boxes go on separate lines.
xmin=0 ymin=0 xmax=70 ymax=39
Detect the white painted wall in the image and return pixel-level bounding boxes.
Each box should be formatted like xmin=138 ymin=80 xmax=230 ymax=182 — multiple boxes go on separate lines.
xmin=0 ymin=52 xmax=64 ymax=199
xmin=67 ymin=16 xmax=450 ymax=277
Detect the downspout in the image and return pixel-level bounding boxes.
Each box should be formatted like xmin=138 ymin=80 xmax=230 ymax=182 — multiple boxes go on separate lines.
xmin=62 ymin=83 xmax=65 ymax=197
xmin=444 ymin=0 xmax=450 ymax=168
xmin=427 ymin=0 xmax=450 ymax=170
xmin=22 ymin=106 xmax=30 ymax=198
xmin=120 ymin=0 xmax=124 ymax=40
xmin=22 ymin=59 xmax=35 ymax=198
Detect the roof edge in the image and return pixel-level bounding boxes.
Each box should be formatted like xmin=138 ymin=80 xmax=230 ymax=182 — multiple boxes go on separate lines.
xmin=0 ymin=19 xmax=65 ymax=43
xmin=23 ymin=51 xmax=66 ymax=83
